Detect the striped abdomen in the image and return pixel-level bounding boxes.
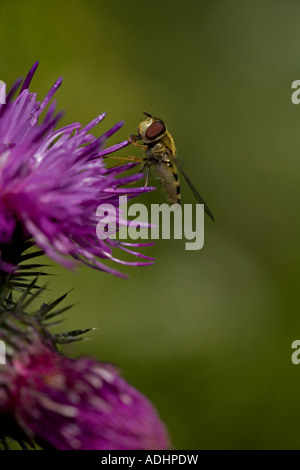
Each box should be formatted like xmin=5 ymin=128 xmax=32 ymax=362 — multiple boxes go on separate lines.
xmin=153 ymin=161 xmax=181 ymax=205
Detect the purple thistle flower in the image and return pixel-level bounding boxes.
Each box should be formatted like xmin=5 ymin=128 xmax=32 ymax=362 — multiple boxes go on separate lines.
xmin=0 ymin=63 xmax=154 ymax=277
xmin=0 ymin=340 xmax=170 ymax=450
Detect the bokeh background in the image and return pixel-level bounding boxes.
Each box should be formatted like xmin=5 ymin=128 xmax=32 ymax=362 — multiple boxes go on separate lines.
xmin=2 ymin=0 xmax=300 ymax=449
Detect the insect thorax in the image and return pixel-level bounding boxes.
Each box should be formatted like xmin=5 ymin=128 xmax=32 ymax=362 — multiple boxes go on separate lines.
xmin=146 ymin=134 xmax=175 ymax=164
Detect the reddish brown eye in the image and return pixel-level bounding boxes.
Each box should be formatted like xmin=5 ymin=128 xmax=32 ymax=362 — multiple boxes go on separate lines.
xmin=145 ymin=121 xmax=166 ymax=140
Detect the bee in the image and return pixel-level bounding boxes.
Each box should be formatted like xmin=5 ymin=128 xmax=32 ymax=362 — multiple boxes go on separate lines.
xmin=129 ymin=112 xmax=215 ymax=221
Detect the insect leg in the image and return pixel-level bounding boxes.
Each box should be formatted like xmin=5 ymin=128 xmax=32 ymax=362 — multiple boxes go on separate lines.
xmin=102 ymin=155 xmax=144 ymax=167
xmin=129 ymin=134 xmax=148 ymax=150
xmin=143 ymin=164 xmax=151 ymax=187
xmin=130 ymin=141 xmax=148 ymax=150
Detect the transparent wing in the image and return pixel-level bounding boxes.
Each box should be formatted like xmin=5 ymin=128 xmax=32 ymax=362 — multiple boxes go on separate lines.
xmin=174 ymin=159 xmax=215 ymax=222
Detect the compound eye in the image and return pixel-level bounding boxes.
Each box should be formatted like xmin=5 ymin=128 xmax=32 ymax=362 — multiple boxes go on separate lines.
xmin=145 ymin=121 xmax=166 ymax=140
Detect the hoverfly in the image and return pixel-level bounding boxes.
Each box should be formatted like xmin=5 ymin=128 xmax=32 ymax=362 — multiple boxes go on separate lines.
xmin=106 ymin=112 xmax=215 ymax=221
xmin=130 ymin=111 xmax=215 ymax=221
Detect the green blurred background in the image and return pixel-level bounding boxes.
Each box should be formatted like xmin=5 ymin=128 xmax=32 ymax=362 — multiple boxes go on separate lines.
xmin=2 ymin=0 xmax=300 ymax=449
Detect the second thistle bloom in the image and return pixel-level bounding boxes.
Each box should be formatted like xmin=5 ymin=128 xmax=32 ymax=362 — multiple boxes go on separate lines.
xmin=0 ymin=340 xmax=170 ymax=450
xmin=0 ymin=63 xmax=154 ymax=276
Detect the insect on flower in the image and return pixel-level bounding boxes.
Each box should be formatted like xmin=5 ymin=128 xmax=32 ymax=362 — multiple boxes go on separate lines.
xmin=0 ymin=64 xmax=156 ymax=276
xmin=107 ymin=112 xmax=215 ymax=221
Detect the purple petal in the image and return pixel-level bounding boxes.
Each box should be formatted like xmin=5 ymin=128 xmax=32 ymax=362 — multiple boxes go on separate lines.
xmin=19 ymin=62 xmax=39 ymax=93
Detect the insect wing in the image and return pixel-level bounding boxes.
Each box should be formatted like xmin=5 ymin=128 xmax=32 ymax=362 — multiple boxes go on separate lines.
xmin=174 ymin=159 xmax=215 ymax=222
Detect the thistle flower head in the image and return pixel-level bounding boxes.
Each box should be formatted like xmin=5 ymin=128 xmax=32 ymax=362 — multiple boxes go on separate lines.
xmin=0 ymin=63 xmax=154 ymax=277
xmin=0 ymin=64 xmax=167 ymax=452
xmin=0 ymin=340 xmax=170 ymax=450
